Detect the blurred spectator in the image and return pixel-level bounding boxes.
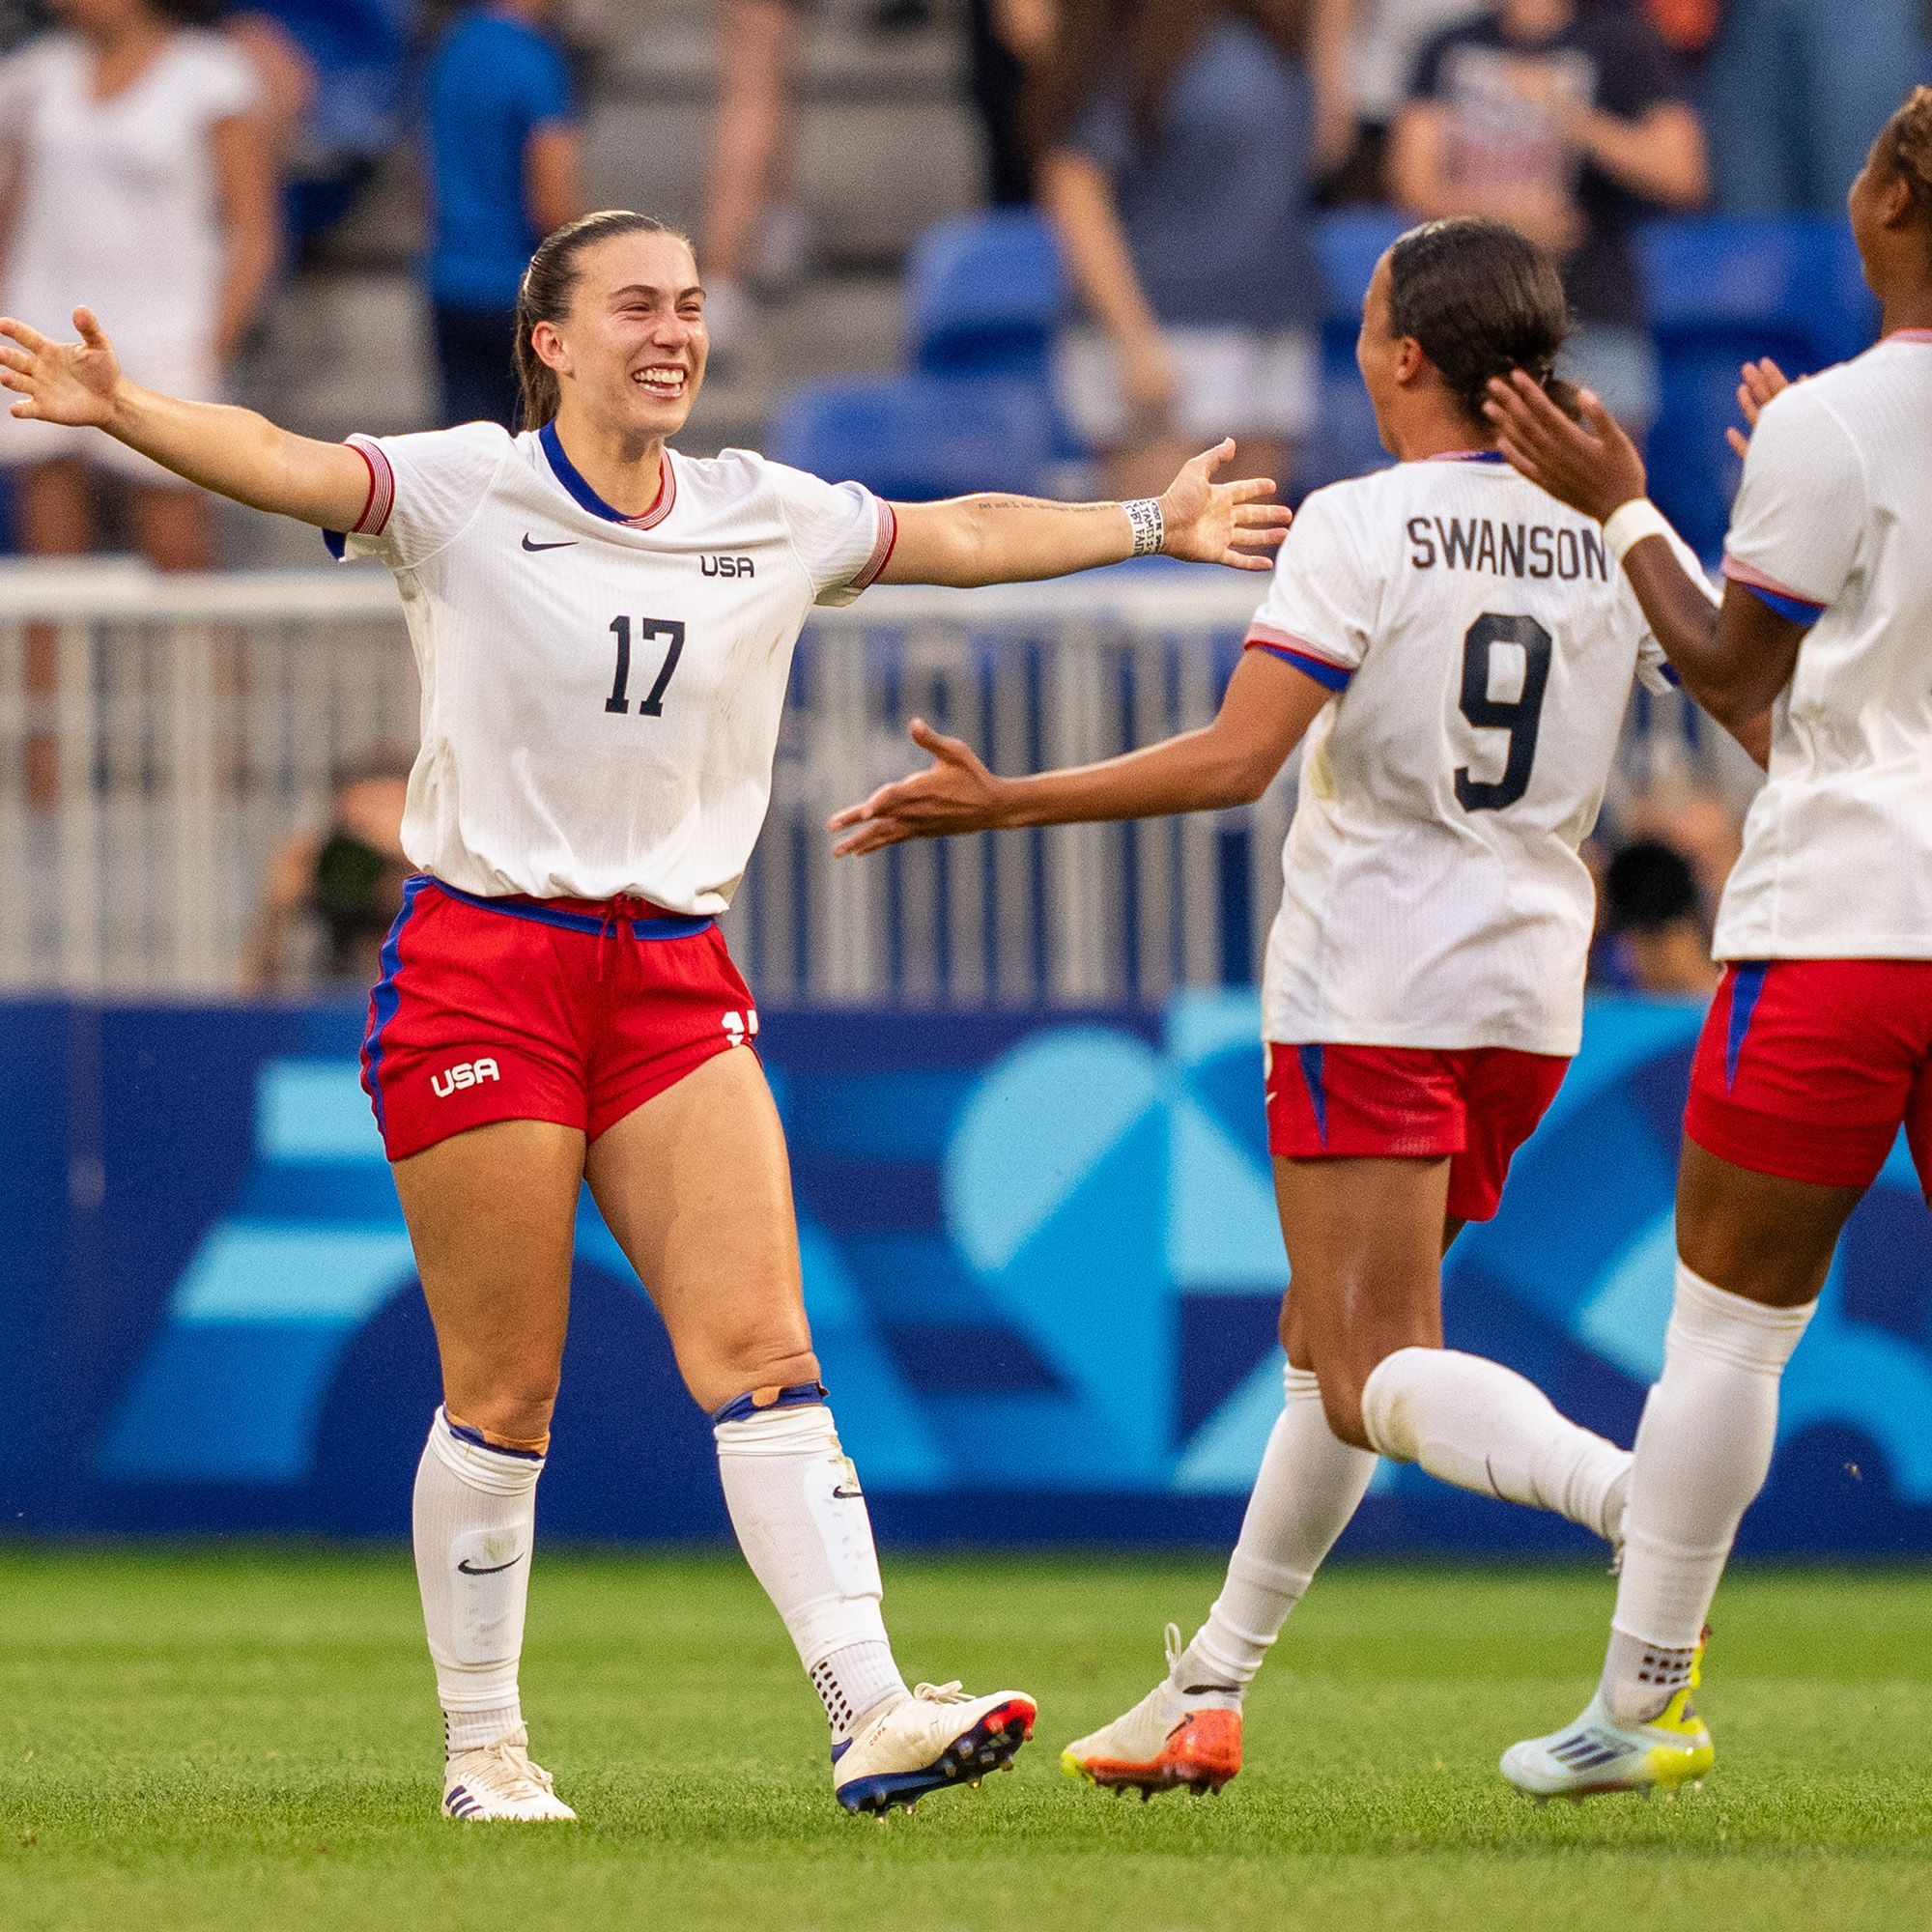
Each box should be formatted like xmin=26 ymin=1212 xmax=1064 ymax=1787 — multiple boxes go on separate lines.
xmin=0 ymin=0 xmax=279 ymax=568
xmin=1034 ymin=1 xmax=1351 ymax=501
xmin=1700 ymin=0 xmax=1931 ymax=214
xmin=423 ymin=0 xmax=584 ymax=429
xmin=969 ymin=0 xmax=1053 ymax=205
xmin=1597 ymin=838 xmax=1721 ymax=995
xmin=699 ymin=0 xmax=810 ymax=363
xmin=244 ymin=749 xmax=412 ymax=993
xmin=1618 ymin=779 xmax=1742 ymax=917
xmin=1390 ymin=0 xmax=1707 ymax=440
xmin=1322 ymin=0 xmax=1479 ymax=203
xmin=229 ymin=3 xmax=412 ymax=243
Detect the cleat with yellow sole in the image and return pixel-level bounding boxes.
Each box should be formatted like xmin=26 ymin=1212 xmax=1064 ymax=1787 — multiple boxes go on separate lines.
xmin=1501 ymin=1637 xmax=1715 ymax=1803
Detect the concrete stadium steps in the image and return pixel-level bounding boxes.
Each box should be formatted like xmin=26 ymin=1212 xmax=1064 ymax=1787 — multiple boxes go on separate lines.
xmin=224 ymin=0 xmax=970 ymax=562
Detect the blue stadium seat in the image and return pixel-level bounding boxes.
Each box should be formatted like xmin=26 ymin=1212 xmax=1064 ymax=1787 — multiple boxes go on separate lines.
xmin=769 ymin=375 xmax=1053 ymax=501
xmin=907 ymin=209 xmax=1065 ymax=382
xmin=1639 ymin=216 xmax=1877 ymax=556
xmin=1303 ymin=209 xmax=1406 ymax=490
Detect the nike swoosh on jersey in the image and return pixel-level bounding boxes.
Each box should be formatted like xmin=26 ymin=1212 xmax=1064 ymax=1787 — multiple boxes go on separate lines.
xmin=521 ymin=534 xmax=578 ymax=552
xmin=456 ymin=1553 xmax=526 ymax=1575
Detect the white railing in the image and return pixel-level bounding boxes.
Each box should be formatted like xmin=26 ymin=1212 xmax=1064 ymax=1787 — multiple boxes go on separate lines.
xmin=0 ymin=560 xmax=1746 ymax=1001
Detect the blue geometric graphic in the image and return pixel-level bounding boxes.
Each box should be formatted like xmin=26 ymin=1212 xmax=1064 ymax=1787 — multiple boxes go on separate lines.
xmin=7 ymin=992 xmax=1931 ymax=1549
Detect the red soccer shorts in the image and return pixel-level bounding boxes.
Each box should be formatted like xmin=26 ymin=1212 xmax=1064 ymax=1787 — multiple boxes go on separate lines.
xmin=360 ymin=875 xmax=759 ymax=1162
xmin=1686 ymin=958 xmax=1932 ymax=1193
xmin=1264 ymin=1042 xmax=1570 ymax=1223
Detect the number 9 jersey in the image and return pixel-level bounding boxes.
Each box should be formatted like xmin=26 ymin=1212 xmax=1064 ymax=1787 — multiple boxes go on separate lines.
xmin=327 ymin=419 xmax=897 ymax=912
xmin=1249 ymin=453 xmax=1688 ymax=1059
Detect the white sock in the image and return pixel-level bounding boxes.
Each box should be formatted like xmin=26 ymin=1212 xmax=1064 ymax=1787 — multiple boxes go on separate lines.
xmin=1360 ymin=1346 xmax=1632 ymax=1541
xmin=1173 ymin=1364 xmax=1377 ymax=1701
xmin=412 ymin=1406 xmax=541 ymax=1755
xmin=1601 ymin=1262 xmax=1814 ymax=1722
xmin=713 ymin=1391 xmax=910 ymax=1745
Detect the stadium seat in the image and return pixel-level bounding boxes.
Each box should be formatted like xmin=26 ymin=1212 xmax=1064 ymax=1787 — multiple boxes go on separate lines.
xmin=768 ymin=374 xmax=1053 ymax=501
xmin=906 ymin=209 xmax=1065 ymax=382
xmin=1639 ymin=216 xmax=1878 ymax=557
xmin=1303 ymin=209 xmax=1407 ymax=491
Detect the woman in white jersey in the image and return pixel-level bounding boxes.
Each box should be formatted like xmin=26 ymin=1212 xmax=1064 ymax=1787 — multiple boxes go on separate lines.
xmin=1487 ymin=85 xmax=1932 ymax=1801
xmin=0 ymin=209 xmax=1288 ymax=1822
xmin=833 ymin=215 xmax=1738 ymax=1798
xmin=0 ymin=0 xmax=276 ymax=567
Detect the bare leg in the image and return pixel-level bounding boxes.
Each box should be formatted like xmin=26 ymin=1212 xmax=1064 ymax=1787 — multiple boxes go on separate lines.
xmin=701 ymin=0 xmax=802 ymax=305
xmin=587 ymin=1048 xmax=914 ymax=1748
xmin=129 ymin=485 xmax=214 ymax=573
xmin=390 ymin=1121 xmax=582 ymax=1777
xmin=17 ymin=460 xmax=95 ymax=809
xmin=1280 ymin=1155 xmax=1630 ymax=1536
xmin=1273 ymin=1154 xmax=1449 ymax=1444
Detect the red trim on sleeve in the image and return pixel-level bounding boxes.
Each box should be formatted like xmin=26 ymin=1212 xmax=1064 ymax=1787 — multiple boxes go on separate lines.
xmin=1244 ymin=620 xmax=1352 ymax=673
xmin=1720 ymin=554 xmax=1826 ymax=613
xmin=347 ymin=436 xmax=395 ymax=537
xmin=849 ymin=498 xmax=898 ymax=593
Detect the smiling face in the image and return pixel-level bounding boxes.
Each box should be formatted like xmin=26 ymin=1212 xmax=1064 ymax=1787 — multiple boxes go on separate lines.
xmin=532 ymin=229 xmax=708 ymax=443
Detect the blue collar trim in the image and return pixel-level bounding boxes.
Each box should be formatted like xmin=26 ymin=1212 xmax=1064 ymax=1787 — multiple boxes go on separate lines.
xmin=538 ymin=420 xmax=668 ymax=524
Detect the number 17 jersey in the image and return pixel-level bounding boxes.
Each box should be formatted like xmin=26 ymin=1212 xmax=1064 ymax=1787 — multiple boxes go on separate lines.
xmin=329 ymin=419 xmax=896 ymax=912
xmin=1251 ymin=455 xmax=1679 ymax=1058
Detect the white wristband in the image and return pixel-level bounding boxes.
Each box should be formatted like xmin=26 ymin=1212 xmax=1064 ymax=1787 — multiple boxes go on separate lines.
xmin=1603 ymin=498 xmax=1674 ymax=566
xmin=1123 ymin=497 xmax=1165 ymax=558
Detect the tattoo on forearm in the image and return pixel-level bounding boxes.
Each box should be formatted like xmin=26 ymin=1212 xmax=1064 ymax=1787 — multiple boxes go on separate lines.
xmin=973 ymin=497 xmax=1114 ymax=514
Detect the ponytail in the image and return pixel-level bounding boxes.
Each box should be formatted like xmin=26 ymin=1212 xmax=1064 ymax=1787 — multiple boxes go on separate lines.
xmin=1385 ymin=217 xmax=1574 ymax=430
xmin=513 ymin=211 xmax=691 ymax=432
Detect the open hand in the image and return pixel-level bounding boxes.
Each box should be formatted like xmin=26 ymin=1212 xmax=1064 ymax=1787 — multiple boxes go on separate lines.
xmin=1483 ymin=372 xmax=1647 ymax=522
xmin=1724 ymin=356 xmax=1790 ymax=459
xmin=1158 ymin=440 xmax=1293 ymax=571
xmin=828 ymin=719 xmax=1008 ymax=857
xmin=0 ymin=308 xmax=123 ymax=428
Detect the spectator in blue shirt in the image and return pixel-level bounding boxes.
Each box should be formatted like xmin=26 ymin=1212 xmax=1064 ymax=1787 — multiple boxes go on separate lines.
xmin=423 ymin=0 xmax=584 ymax=428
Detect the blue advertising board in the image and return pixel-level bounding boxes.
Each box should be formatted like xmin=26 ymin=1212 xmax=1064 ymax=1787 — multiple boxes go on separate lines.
xmin=3 ymin=993 xmax=1929 ymax=1553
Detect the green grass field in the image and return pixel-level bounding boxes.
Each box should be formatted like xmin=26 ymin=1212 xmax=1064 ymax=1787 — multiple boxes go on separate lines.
xmin=1 ymin=1549 xmax=1926 ymax=1932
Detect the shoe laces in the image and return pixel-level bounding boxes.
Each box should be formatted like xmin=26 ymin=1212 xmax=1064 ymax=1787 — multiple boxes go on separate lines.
xmin=1163 ymin=1621 xmax=1183 ymax=1673
xmin=910 ymin=1680 xmax=969 ymax=1705
xmin=465 ymin=1734 xmax=556 ymax=1800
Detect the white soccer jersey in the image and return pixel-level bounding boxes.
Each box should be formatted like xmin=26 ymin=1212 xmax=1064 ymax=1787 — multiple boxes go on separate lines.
xmin=1254 ymin=454 xmax=1679 ymax=1058
xmin=1716 ymin=331 xmax=1932 ymax=961
xmin=330 ymin=421 xmax=895 ymax=910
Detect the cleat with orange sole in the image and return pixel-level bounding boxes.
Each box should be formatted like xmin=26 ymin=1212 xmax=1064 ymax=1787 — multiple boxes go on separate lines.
xmin=1062 ymin=1706 xmax=1242 ymax=1801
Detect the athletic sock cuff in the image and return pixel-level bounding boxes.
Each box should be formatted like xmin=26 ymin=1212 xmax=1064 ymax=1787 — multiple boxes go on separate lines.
xmin=710 ymin=1380 xmax=828 ymax=1428
xmin=714 ymin=1401 xmax=841 ymax=1457
xmin=1357 ymin=1346 xmax=1433 ymax=1462
xmin=1669 ymin=1262 xmax=1815 ymax=1374
xmin=428 ymin=1407 xmax=545 ymax=1493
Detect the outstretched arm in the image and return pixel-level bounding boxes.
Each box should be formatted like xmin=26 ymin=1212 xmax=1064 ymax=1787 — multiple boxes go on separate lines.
xmin=0 ymin=308 xmax=372 ymax=530
xmin=880 ymin=440 xmax=1292 ymax=587
xmin=829 ymin=649 xmax=1332 ymax=856
xmin=1484 ymin=372 xmax=1800 ymax=740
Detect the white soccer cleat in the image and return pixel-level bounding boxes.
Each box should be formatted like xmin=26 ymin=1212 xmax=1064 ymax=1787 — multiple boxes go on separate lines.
xmin=1061 ymin=1624 xmax=1241 ymax=1800
xmin=833 ymin=1680 xmax=1037 ymax=1816
xmin=441 ymin=1727 xmax=577 ymax=1822
xmin=1500 ymin=1687 xmax=1714 ymax=1803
